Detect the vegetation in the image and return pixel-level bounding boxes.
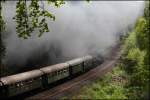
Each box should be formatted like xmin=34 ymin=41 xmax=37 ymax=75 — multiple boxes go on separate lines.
xmin=0 ymin=0 xmax=64 ymax=76
xmin=69 ymin=66 xmax=128 ymax=99
xmin=0 ymin=0 xmax=6 ymax=76
xmin=120 ymin=1 xmax=149 ymax=98
xmin=0 ymin=0 xmax=90 ymax=77
xmin=0 ymin=1 xmax=149 ymax=97
xmin=70 ymin=1 xmax=149 ymax=99
xmin=13 ymin=0 xmax=64 ymax=39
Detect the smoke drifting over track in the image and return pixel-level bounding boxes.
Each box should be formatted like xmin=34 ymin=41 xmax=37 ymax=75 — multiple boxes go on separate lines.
xmin=2 ymin=1 xmax=144 ymax=73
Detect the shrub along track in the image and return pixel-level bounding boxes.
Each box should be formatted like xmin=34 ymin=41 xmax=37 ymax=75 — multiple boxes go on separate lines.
xmin=25 ymin=44 xmax=121 ymax=100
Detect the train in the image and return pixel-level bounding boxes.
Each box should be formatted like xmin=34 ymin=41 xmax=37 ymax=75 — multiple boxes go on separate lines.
xmin=0 ymin=55 xmax=103 ymax=98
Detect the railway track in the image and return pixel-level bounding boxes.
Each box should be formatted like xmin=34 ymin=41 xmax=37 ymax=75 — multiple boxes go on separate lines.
xmin=25 ymin=45 xmax=121 ymax=99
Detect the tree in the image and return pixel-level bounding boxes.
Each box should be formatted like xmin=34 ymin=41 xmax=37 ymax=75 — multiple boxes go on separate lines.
xmin=14 ymin=0 xmax=65 ymax=38
xmin=121 ymin=1 xmax=150 ymax=99
xmin=0 ymin=0 xmax=6 ymax=77
xmin=0 ymin=0 xmax=90 ymax=77
xmin=0 ymin=0 xmax=64 ymax=77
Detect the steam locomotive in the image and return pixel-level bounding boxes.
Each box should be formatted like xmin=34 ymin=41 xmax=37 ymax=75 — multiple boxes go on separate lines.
xmin=0 ymin=55 xmax=103 ymax=98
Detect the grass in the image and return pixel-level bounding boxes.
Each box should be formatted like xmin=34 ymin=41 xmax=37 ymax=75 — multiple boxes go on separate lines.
xmin=62 ymin=66 xmax=129 ymax=99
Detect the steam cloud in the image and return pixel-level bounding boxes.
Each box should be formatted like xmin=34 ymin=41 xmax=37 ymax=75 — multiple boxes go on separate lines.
xmin=2 ymin=1 xmax=144 ymax=73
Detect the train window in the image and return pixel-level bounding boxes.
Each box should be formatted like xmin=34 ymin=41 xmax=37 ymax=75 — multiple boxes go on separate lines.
xmin=64 ymin=69 xmax=66 ymax=73
xmin=18 ymin=82 xmax=23 ymax=86
xmin=52 ymin=72 xmax=54 ymax=77
xmin=65 ymin=69 xmax=67 ymax=72
xmin=28 ymin=80 xmax=31 ymax=83
xmin=54 ymin=72 xmax=56 ymax=76
xmin=58 ymin=70 xmax=61 ymax=75
xmin=60 ymin=70 xmax=63 ymax=74
xmin=49 ymin=73 xmax=52 ymax=77
xmin=52 ymin=72 xmax=56 ymax=76
xmin=10 ymin=83 xmax=15 ymax=87
xmin=58 ymin=70 xmax=60 ymax=74
xmin=65 ymin=68 xmax=68 ymax=72
xmin=24 ymin=79 xmax=33 ymax=85
xmin=33 ymin=78 xmax=37 ymax=81
xmin=29 ymin=79 xmax=33 ymax=83
xmin=20 ymin=82 xmax=23 ymax=86
xmin=16 ymin=82 xmax=20 ymax=87
xmin=24 ymin=80 xmax=27 ymax=83
xmin=39 ymin=77 xmax=42 ymax=80
xmin=61 ymin=70 xmax=63 ymax=74
xmin=55 ymin=71 xmax=57 ymax=75
xmin=64 ymin=69 xmax=67 ymax=73
xmin=59 ymin=70 xmax=62 ymax=74
xmin=60 ymin=70 xmax=64 ymax=74
xmin=57 ymin=71 xmax=59 ymax=75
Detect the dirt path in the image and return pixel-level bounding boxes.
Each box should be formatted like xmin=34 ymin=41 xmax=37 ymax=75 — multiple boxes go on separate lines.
xmin=25 ymin=45 xmax=121 ymax=99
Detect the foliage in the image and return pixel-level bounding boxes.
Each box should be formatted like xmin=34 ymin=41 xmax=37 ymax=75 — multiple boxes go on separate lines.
xmin=119 ymin=1 xmax=149 ymax=99
xmin=47 ymin=0 xmax=65 ymax=7
xmin=70 ymin=1 xmax=149 ymax=99
xmin=13 ymin=0 xmax=64 ymax=39
xmin=0 ymin=0 xmax=64 ymax=76
xmin=0 ymin=1 xmax=5 ymax=32
xmin=0 ymin=0 xmax=90 ymax=76
xmin=0 ymin=1 xmax=6 ymax=77
xmin=70 ymin=67 xmax=128 ymax=99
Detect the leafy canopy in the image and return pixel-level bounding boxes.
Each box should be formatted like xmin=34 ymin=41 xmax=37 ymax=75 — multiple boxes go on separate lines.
xmin=13 ymin=0 xmax=64 ymax=39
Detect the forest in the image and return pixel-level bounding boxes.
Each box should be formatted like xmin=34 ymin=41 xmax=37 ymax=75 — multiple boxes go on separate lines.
xmin=69 ymin=1 xmax=150 ymax=99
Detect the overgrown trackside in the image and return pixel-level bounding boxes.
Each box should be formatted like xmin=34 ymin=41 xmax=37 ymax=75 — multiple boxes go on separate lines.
xmin=71 ymin=2 xmax=149 ymax=99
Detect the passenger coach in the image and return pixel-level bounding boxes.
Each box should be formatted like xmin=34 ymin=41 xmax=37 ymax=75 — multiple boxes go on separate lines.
xmin=0 ymin=55 xmax=103 ymax=99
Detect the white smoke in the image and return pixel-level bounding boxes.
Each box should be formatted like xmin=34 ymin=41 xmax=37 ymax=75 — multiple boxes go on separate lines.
xmin=2 ymin=1 xmax=145 ymax=72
